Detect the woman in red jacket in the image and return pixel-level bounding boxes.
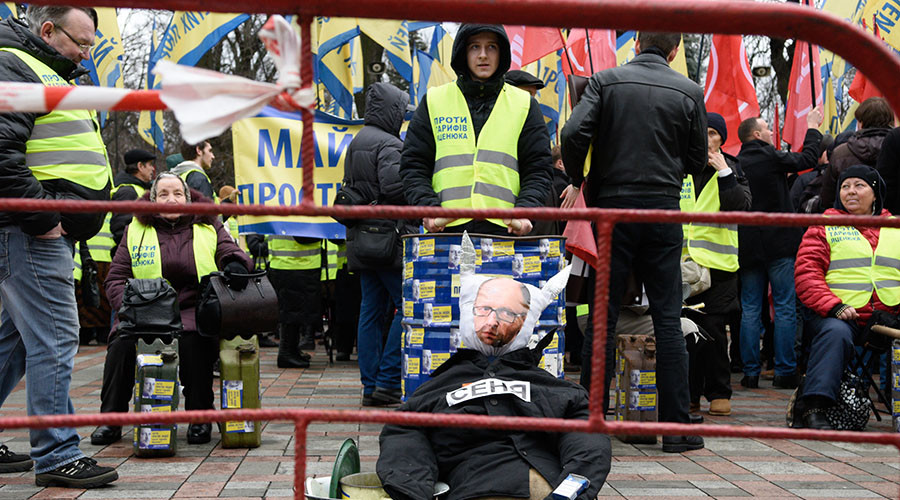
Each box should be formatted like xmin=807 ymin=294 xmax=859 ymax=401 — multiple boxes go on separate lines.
xmin=794 ymin=164 xmax=898 ymax=430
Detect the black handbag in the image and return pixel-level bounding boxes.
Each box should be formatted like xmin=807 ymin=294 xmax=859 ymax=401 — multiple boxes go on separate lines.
xmin=347 ymin=222 xmax=399 ymax=267
xmin=332 ymin=182 xmax=374 ymax=228
xmin=117 ymin=278 xmax=182 ymax=336
xmin=196 ymin=270 xmax=279 ymax=339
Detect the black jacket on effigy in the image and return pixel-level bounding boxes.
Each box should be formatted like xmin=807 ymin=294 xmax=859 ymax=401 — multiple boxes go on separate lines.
xmin=684 ymin=154 xmax=752 ymax=315
xmin=109 ymin=171 xmax=152 ymax=249
xmin=400 ymin=24 xmax=553 ymax=236
xmin=343 ymin=82 xmax=418 ymax=270
xmin=377 ymin=348 xmax=611 ymax=500
xmin=736 ymin=129 xmax=822 ymax=268
xmin=0 ymin=17 xmax=110 ymax=240
xmin=560 ymin=49 xmax=708 ymax=204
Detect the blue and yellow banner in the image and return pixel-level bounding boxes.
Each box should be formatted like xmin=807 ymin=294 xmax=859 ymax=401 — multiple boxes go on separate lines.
xmin=412 ymin=49 xmax=454 ymax=107
xmin=522 ymin=50 xmax=566 ymax=141
xmin=358 ymin=19 xmax=412 ymax=81
xmin=232 ymin=107 xmax=364 ymax=239
xmin=139 ymin=11 xmax=250 ymax=151
xmin=0 ymin=3 xmax=15 ymax=19
xmin=82 ymin=8 xmax=123 ymax=126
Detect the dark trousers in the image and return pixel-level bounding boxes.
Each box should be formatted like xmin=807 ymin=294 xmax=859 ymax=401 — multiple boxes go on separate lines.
xmin=99 ymin=331 xmax=218 ymax=414
xmin=800 ymin=307 xmax=856 ymax=403
xmin=580 ymin=196 xmax=691 ymax=424
xmin=269 ymin=268 xmax=322 ymax=329
xmin=334 ymin=267 xmax=360 ymax=354
xmin=688 ymin=313 xmax=733 ymax=403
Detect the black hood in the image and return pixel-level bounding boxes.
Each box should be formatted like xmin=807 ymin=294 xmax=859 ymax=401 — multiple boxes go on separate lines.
xmin=0 ymin=17 xmax=87 ymax=81
xmin=364 ymin=82 xmax=408 ymax=136
xmin=451 ymin=24 xmax=511 ymax=82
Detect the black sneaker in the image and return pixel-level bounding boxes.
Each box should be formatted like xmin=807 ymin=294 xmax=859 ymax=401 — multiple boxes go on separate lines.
xmin=661 ymin=435 xmax=705 ymax=453
xmin=371 ymin=387 xmax=402 ymax=406
xmin=35 ymin=457 xmax=117 ymax=488
xmin=0 ymin=444 xmax=32 ymax=473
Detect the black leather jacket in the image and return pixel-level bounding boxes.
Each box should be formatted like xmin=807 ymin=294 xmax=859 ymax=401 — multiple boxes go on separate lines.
xmin=560 ymin=49 xmax=707 ymax=204
xmin=377 ymin=348 xmax=611 ymax=500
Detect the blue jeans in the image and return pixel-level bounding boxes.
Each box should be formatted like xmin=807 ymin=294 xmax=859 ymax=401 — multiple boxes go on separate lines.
xmin=801 ymin=307 xmax=856 ymax=402
xmin=357 ymin=268 xmax=402 ymax=394
xmin=0 ymin=227 xmax=83 ymax=473
xmin=739 ymin=257 xmax=798 ymax=377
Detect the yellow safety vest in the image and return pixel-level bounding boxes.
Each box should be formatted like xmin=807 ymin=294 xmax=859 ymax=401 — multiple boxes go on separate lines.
xmin=0 ymin=48 xmax=111 ymax=192
xmin=680 ymin=174 xmax=739 ymax=272
xmin=321 ymin=240 xmax=339 ymax=281
xmin=267 ymin=235 xmax=321 ymax=270
xmin=112 ymin=183 xmax=146 ymax=199
xmin=127 ymin=220 xmax=218 ymax=281
xmin=825 ymin=225 xmax=900 ymax=307
xmin=177 ymin=165 xmax=218 ymax=203
xmin=82 ymin=213 xmax=114 ymax=263
xmin=429 ymin=82 xmax=531 ymax=228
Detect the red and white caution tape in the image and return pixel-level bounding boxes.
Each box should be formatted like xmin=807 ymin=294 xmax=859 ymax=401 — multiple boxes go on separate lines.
xmin=0 ymin=15 xmax=313 ymax=143
xmin=0 ymin=84 xmax=165 ymax=112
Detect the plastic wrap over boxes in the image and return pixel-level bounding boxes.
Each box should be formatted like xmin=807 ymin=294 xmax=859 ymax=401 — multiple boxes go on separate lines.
xmin=893 ymin=340 xmax=900 ymax=432
xmin=400 ymin=234 xmax=567 ymax=399
xmin=133 ymin=337 xmax=179 ymax=458
xmin=615 ymin=334 xmax=658 ymax=444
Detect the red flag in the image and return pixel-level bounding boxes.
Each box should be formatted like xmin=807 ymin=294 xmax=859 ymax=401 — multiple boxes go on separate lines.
xmin=849 ymin=22 xmax=885 ymax=103
xmin=504 ymin=26 xmax=565 ymax=69
xmin=703 ymin=35 xmax=760 ymax=155
xmin=562 ymin=183 xmax=598 ymax=269
xmin=782 ymin=40 xmax=823 ymax=151
xmin=561 ymin=29 xmax=616 ymax=77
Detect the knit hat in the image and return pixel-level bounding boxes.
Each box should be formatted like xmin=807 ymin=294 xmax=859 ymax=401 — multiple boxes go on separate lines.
xmin=835 ymin=164 xmax=885 ymax=214
xmin=165 ymin=153 xmax=184 ymax=170
xmin=707 ymin=112 xmax=728 ymax=143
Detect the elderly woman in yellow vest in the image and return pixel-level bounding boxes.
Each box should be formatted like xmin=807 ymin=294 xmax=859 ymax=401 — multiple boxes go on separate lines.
xmin=794 ymin=165 xmax=899 ymax=430
xmin=90 ymin=173 xmax=251 ymax=446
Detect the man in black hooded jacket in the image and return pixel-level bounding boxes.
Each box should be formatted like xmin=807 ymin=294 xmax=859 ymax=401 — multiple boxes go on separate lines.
xmin=400 ymin=24 xmax=552 ymax=236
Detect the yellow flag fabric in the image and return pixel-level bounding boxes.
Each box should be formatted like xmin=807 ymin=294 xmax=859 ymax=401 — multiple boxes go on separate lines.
xmin=139 ymin=12 xmax=250 ymax=151
xmin=616 ymin=33 xmax=636 ymax=66
xmin=864 ymin=0 xmax=900 ymax=51
xmin=358 ymin=19 xmax=412 ymax=81
xmin=522 ymin=50 xmax=566 ymax=140
xmin=0 ymin=3 xmax=15 ymax=19
xmin=671 ymin=37 xmax=689 ymax=78
xmin=86 ymin=8 xmax=124 ymax=89
xmin=232 ymin=108 xmax=363 ymax=238
xmin=412 ymin=50 xmax=454 ymax=107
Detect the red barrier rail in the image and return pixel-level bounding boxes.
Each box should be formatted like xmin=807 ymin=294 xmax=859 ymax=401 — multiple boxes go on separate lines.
xmin=3 ymin=0 xmax=900 ymax=498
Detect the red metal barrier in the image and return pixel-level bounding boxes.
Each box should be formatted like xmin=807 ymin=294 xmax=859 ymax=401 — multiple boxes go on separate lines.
xmin=2 ymin=0 xmax=900 ymax=498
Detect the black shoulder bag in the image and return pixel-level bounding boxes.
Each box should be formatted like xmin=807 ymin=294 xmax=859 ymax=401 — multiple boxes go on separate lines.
xmin=117 ymin=278 xmax=182 ymax=337
xmin=196 ymin=270 xmax=279 ymax=339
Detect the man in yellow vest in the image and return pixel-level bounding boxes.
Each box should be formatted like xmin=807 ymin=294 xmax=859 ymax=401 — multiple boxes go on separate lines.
xmin=266 ymin=235 xmax=322 ymax=368
xmin=400 ymin=24 xmax=552 ymax=236
xmin=170 ymin=140 xmax=216 ymax=201
xmin=681 ymin=113 xmax=751 ymax=419
xmin=109 ymin=148 xmax=154 ymax=248
xmin=0 ymin=5 xmax=117 ymax=487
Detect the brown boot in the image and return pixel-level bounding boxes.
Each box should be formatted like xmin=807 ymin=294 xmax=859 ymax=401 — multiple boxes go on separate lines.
xmin=708 ymin=399 xmax=732 ymax=416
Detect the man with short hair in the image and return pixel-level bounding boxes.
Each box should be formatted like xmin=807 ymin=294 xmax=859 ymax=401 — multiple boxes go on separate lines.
xmin=401 ymin=24 xmax=552 ymax=236
xmin=561 ymin=32 xmax=707 ymax=453
xmin=0 ymin=4 xmax=118 ymax=488
xmin=171 ymin=140 xmax=216 ymax=200
xmin=378 ymin=276 xmax=611 ymax=500
xmin=109 ymin=148 xmax=155 ymax=247
xmin=818 ymin=96 xmax=894 ymax=210
xmin=735 ymin=108 xmax=823 ymax=391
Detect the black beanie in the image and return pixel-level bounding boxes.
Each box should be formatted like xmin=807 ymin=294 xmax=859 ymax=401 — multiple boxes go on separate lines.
xmin=707 ymin=112 xmax=728 ymax=144
xmin=834 ymin=164 xmax=885 ymax=214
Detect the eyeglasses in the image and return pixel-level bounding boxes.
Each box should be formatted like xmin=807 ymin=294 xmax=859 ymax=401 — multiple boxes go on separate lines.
xmin=473 ymin=305 xmax=526 ymax=323
xmin=54 ymin=24 xmax=93 ymax=53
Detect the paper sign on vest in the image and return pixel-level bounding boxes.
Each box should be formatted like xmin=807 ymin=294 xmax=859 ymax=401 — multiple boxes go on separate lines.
xmin=445 ymin=378 xmax=532 ymax=406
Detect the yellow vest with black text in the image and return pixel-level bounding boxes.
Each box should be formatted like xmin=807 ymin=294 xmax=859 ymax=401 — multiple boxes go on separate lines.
xmin=825 ymin=224 xmax=900 ymax=307
xmin=0 ymin=48 xmax=111 ymax=192
xmin=127 ymin=220 xmax=218 ymax=281
xmin=679 ymin=174 xmax=739 ymax=272
xmin=429 ymin=82 xmax=531 ymax=228
xmin=267 ymin=235 xmax=321 ymax=270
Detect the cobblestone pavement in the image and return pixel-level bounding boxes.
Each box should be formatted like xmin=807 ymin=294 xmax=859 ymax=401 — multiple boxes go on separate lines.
xmin=0 ymin=343 xmax=897 ymax=499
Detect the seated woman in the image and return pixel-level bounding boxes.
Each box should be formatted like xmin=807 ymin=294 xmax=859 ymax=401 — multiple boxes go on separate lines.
xmin=794 ymin=164 xmax=899 ymax=429
xmin=90 ymin=173 xmax=251 ymax=445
